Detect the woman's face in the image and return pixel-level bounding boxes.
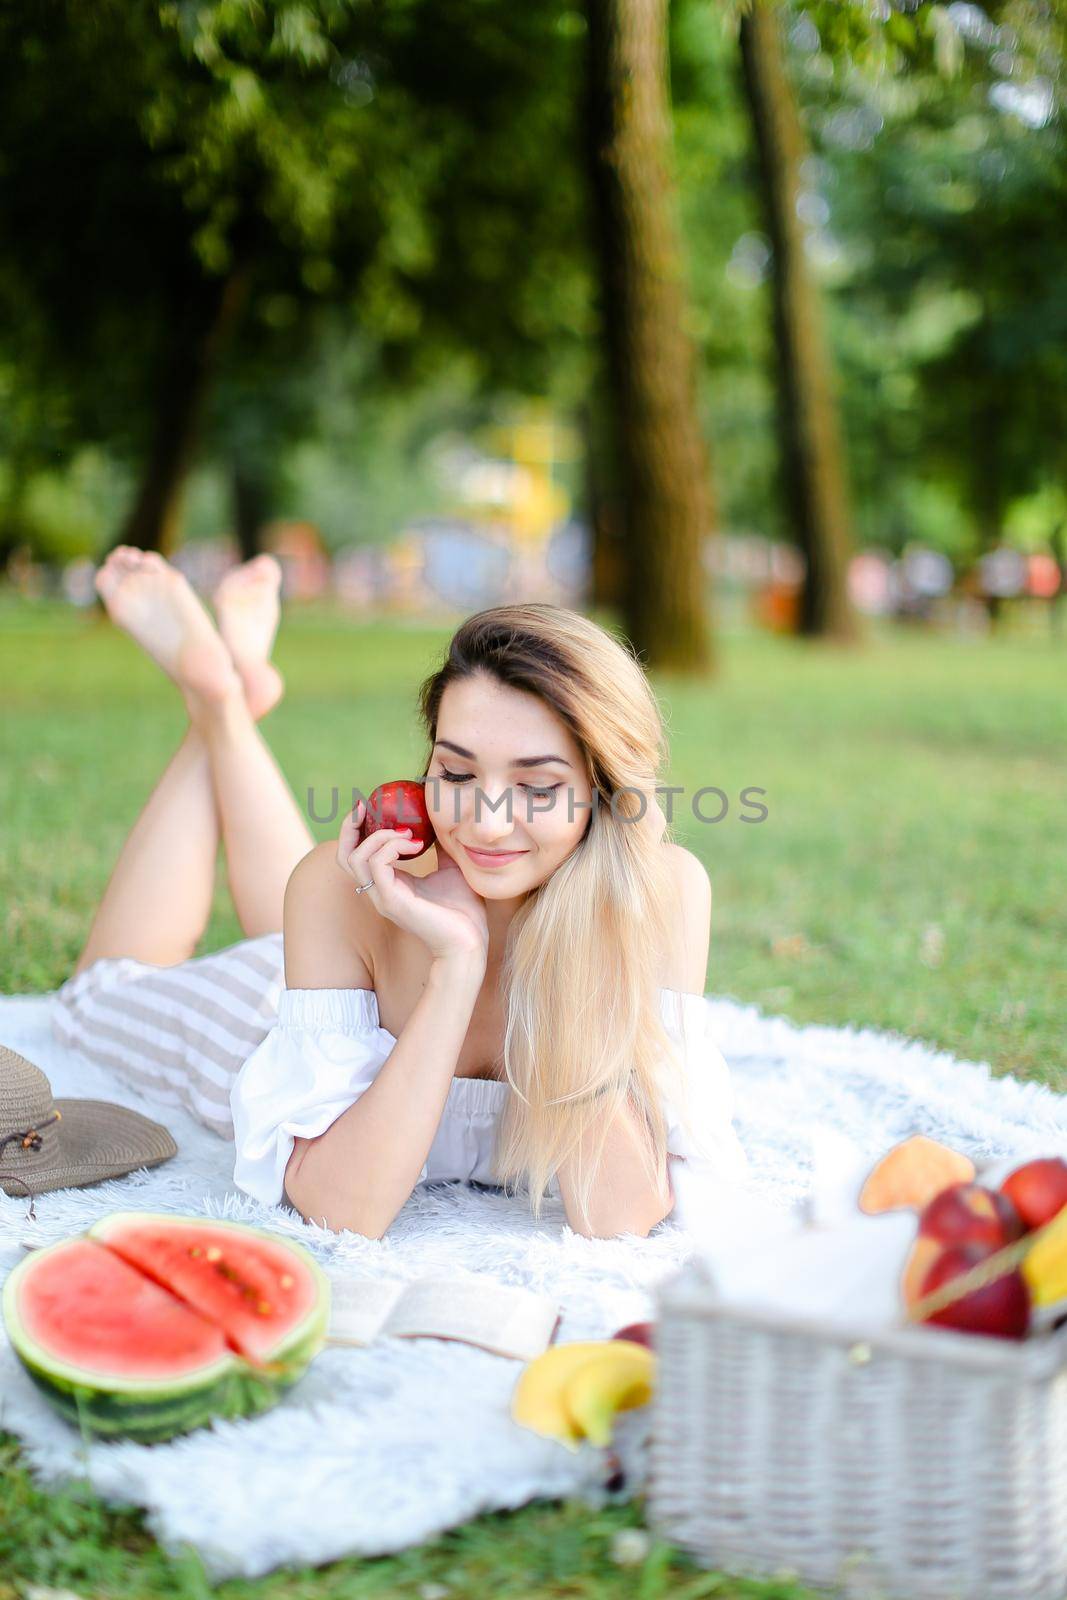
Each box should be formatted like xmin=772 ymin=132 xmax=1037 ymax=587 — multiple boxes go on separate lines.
xmin=424 ymin=674 xmax=594 ymax=896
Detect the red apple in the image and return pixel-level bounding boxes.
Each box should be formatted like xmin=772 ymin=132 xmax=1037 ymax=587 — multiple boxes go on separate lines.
xmin=612 ymin=1321 xmax=654 ymax=1349
xmin=1000 ymin=1158 xmax=1067 ymax=1232
xmin=918 ymin=1243 xmax=1030 ymax=1341
xmin=917 ymin=1182 xmax=1024 ymax=1253
xmin=360 ymin=780 xmax=435 ymax=858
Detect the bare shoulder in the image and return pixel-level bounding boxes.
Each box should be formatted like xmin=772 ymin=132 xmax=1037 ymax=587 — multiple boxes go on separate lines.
xmin=282 ymin=839 xmax=380 ymax=989
xmin=282 ymin=839 xmax=441 ymax=989
xmin=662 ymin=841 xmax=712 ymax=903
xmin=659 ymin=842 xmax=713 ymax=995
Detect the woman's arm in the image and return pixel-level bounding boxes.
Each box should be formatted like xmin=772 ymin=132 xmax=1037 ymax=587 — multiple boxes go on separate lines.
xmin=557 ymin=845 xmax=712 ymax=1238
xmin=556 ymin=1097 xmax=674 ymax=1239
xmin=285 ymin=951 xmax=485 ymax=1237
xmin=278 ymin=842 xmax=487 ymax=1238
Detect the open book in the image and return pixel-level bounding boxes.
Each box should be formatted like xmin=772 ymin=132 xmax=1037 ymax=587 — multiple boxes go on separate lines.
xmin=326 ymin=1273 xmax=561 ymax=1362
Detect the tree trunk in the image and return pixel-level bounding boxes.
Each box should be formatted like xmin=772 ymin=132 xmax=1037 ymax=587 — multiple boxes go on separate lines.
xmin=1051 ymin=520 xmax=1066 ymax=639
xmin=232 ymin=462 xmax=269 ymax=561
xmin=739 ymin=0 xmax=859 ymax=642
xmin=112 ymin=266 xmax=250 ymax=556
xmin=0 ymin=449 xmax=30 ymax=569
xmin=581 ymin=394 xmax=624 ymax=611
xmin=970 ymin=370 xmax=1005 ymax=554
xmin=584 ymin=0 xmax=714 ymax=673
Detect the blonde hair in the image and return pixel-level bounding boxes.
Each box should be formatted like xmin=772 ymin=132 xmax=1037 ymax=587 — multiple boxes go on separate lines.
xmin=417 ymin=602 xmax=706 ymax=1230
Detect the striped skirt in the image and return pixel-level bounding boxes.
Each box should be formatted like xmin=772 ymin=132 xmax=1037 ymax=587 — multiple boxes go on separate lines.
xmin=49 ymin=932 xmax=287 ymax=1141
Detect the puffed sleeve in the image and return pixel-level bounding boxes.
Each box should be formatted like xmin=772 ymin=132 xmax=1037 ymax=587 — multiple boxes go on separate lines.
xmin=658 ymin=988 xmax=750 ymax=1187
xmin=229 ymin=987 xmax=422 ymax=1208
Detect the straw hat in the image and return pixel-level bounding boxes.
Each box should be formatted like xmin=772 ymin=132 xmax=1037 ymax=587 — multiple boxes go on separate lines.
xmin=0 ymin=1043 xmax=176 ymax=1198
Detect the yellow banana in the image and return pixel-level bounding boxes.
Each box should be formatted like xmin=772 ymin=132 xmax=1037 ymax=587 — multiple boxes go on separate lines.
xmin=561 ymin=1344 xmax=657 ymax=1448
xmin=1023 ymin=1206 xmax=1067 ymax=1306
xmin=510 ymin=1341 xmax=620 ymax=1452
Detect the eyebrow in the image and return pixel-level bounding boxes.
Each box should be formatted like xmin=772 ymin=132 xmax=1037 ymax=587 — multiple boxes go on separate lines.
xmin=434 ymin=739 xmax=572 ymax=770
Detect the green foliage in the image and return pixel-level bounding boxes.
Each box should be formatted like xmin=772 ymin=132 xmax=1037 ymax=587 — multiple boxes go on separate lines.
xmin=793 ymin=1 xmax=1067 ymax=554
xmin=0 ymin=0 xmax=1063 ymax=562
xmin=0 ymin=0 xmax=593 ymax=548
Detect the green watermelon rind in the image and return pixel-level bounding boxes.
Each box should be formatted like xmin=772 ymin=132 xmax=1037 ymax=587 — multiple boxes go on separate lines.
xmin=87 ymin=1211 xmax=331 ymax=1367
xmin=23 ymin=1361 xmax=293 ymax=1443
xmin=2 ymin=1216 xmax=331 ymax=1444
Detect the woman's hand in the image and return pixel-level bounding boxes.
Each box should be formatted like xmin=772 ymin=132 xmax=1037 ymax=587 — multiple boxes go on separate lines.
xmin=337 ymin=801 xmax=489 ymax=968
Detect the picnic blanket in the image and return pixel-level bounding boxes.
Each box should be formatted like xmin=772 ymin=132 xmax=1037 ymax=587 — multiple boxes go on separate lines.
xmin=2 ymin=987 xmax=1066 ymax=1581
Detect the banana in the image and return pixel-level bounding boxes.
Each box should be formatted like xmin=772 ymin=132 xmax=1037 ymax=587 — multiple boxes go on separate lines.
xmin=510 ymin=1341 xmax=620 ymax=1451
xmin=561 ymin=1344 xmax=656 ymax=1448
xmin=1023 ymin=1206 xmax=1067 ymax=1306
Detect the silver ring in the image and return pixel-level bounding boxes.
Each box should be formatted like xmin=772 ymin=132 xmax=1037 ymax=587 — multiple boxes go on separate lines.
xmin=353 ymin=880 xmax=374 ymax=895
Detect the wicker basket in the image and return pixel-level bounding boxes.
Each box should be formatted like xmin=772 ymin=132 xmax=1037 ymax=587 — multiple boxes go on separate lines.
xmin=647 ymin=1259 xmax=1067 ymax=1600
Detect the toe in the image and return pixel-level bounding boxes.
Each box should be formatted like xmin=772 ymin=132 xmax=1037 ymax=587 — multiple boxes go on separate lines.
xmin=257 ymin=557 xmax=282 ymax=589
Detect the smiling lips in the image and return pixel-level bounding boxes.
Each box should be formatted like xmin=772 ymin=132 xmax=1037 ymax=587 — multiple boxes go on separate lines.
xmin=462 ymin=845 xmax=527 ymax=866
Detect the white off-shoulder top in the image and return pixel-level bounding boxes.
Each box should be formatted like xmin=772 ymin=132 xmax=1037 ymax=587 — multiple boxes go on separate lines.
xmin=229 ymin=985 xmax=749 ymax=1213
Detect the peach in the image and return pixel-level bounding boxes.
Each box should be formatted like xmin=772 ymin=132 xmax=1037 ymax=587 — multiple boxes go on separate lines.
xmin=1000 ymin=1158 xmax=1067 ymax=1232
xmin=901 ymin=1237 xmax=942 ymax=1310
xmin=917 ymin=1182 xmax=1024 ymax=1252
xmin=360 ymin=780 xmax=435 ymax=858
xmin=612 ymin=1321 xmax=654 ymax=1349
xmin=917 ymin=1243 xmax=1030 ymax=1341
xmin=859 ymin=1135 xmax=975 ymax=1215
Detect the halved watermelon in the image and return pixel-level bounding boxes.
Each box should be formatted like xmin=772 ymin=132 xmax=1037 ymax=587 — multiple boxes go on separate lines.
xmin=89 ymin=1213 xmax=325 ymax=1368
xmin=2 ymin=1213 xmax=330 ymax=1443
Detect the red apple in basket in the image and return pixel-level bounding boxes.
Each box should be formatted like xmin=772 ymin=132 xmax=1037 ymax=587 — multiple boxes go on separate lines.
xmin=360 ymin=780 xmax=435 ymax=858
xmin=1000 ymin=1158 xmax=1067 ymax=1232
xmin=918 ymin=1182 xmax=1024 ymax=1253
xmin=612 ymin=1321 xmax=654 ymax=1350
xmin=917 ymin=1242 xmax=1031 ymax=1341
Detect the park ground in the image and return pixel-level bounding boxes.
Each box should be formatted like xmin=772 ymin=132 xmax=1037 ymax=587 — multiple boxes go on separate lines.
xmin=1 ymin=598 xmax=1064 ymax=1600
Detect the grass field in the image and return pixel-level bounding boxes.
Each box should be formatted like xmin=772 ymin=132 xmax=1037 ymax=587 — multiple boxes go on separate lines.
xmin=1 ymin=596 xmax=1065 ymax=1599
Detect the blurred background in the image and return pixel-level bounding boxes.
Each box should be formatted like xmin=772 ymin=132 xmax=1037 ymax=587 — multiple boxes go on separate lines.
xmin=1 ymin=0 xmax=1065 ymax=1090
xmin=0 ymin=0 xmax=1063 ymax=650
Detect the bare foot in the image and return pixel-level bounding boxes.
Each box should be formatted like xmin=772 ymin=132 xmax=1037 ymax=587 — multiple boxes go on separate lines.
xmin=212 ymin=555 xmax=285 ymax=720
xmin=94 ymin=546 xmax=242 ymax=708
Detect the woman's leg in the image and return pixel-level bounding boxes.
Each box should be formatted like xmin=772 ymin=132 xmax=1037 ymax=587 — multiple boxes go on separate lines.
xmin=188 ymin=681 xmax=314 ymax=938
xmin=73 ymin=725 xmax=220 ymax=974
xmin=205 ymin=552 xmax=314 ymax=932
xmin=73 ymin=548 xmax=314 ymax=973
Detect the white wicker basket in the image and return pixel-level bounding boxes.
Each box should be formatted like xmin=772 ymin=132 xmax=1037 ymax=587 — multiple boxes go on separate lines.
xmin=647 ymin=1259 xmax=1067 ymax=1600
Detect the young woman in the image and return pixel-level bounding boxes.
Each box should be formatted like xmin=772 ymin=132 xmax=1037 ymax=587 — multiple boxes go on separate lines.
xmin=50 ymin=547 xmax=749 ymax=1239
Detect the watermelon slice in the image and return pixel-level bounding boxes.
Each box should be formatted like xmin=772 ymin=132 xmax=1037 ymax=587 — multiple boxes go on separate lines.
xmin=89 ymin=1213 xmax=324 ymax=1368
xmin=2 ymin=1213 xmax=330 ymax=1443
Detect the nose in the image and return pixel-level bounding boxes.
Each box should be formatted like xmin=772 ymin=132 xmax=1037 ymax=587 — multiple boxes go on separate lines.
xmin=464 ymin=782 xmax=524 ymax=847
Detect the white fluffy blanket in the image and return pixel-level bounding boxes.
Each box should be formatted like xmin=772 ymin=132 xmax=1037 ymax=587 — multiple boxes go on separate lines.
xmin=2 ymin=989 xmax=1066 ymax=1581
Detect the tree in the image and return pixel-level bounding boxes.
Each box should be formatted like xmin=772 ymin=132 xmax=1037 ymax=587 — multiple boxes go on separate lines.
xmin=804 ymin=0 xmax=1067 ymax=561
xmin=584 ymin=0 xmax=715 ymax=673
xmin=738 ymin=0 xmax=859 ymax=641
xmin=0 ymin=1 xmax=370 ymax=554
xmin=0 ymin=0 xmax=597 ymax=560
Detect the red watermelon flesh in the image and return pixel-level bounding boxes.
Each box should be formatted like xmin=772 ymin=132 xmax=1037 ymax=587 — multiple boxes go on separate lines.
xmin=15 ymin=1238 xmax=228 ymax=1381
xmin=91 ymin=1214 xmax=320 ymax=1366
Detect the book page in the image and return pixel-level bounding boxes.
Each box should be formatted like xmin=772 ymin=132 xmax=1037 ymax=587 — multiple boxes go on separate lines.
xmin=382 ymin=1277 xmax=560 ymax=1361
xmin=327 ymin=1276 xmax=408 ymax=1346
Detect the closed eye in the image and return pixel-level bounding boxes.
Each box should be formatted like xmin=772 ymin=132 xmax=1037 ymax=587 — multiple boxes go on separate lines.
xmin=439 ymin=767 xmax=562 ymax=799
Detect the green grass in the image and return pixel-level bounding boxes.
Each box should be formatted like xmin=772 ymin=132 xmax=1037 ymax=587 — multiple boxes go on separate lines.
xmin=1 ymin=596 xmax=1065 ymax=1598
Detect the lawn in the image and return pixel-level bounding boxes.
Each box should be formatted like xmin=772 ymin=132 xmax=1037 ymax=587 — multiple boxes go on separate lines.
xmin=1 ymin=595 xmax=1065 ymax=1599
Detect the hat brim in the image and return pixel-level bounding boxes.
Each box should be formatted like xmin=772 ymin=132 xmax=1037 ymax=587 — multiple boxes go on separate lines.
xmin=3 ymin=1098 xmax=177 ymax=1197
